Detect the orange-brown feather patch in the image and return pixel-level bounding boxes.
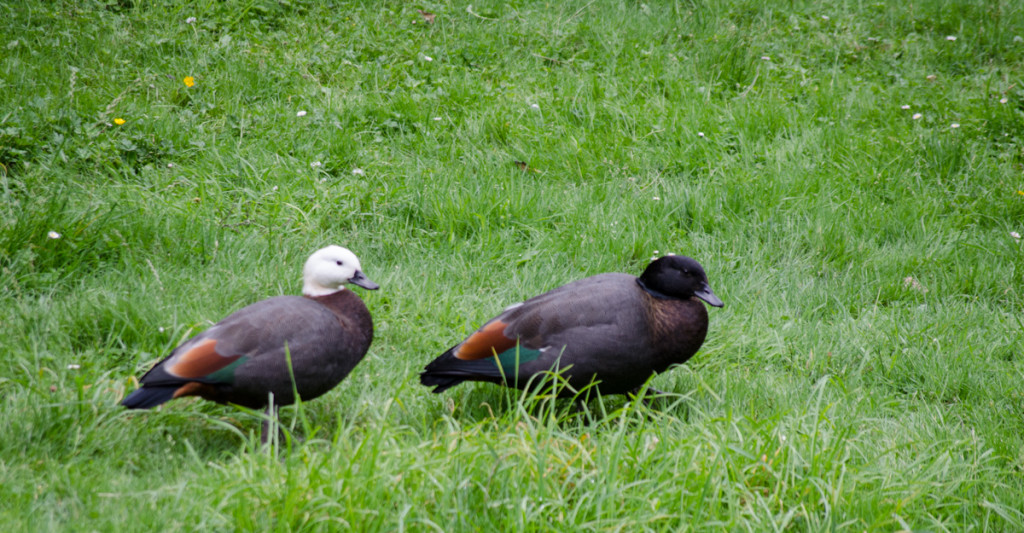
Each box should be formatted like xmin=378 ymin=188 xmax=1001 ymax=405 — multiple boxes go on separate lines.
xmin=167 ymin=338 xmax=242 ymax=378
xmin=455 ymin=320 xmax=516 ymax=360
xmin=172 ymin=381 xmax=218 ymax=399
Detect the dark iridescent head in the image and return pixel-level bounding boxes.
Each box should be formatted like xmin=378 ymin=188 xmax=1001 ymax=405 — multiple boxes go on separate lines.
xmin=638 ymin=255 xmax=724 ymax=307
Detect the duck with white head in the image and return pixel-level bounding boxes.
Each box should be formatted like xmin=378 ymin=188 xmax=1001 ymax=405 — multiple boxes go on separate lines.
xmin=122 ymin=245 xmax=378 ymax=443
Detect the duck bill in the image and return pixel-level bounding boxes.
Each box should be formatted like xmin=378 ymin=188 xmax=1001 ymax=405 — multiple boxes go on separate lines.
xmin=349 ymin=271 xmax=380 ymax=290
xmin=695 ymin=283 xmax=723 ymax=307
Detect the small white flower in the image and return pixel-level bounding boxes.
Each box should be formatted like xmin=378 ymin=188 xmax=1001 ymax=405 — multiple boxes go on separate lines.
xmin=653 ymin=196 xmax=660 ymax=201
xmin=950 ymin=123 xmax=960 ymax=129
xmin=901 ymin=104 xmax=911 ymax=110
xmin=186 ymin=16 xmax=197 ymax=24
xmin=821 ymin=15 xmax=829 ymax=21
xmin=320 ymin=178 xmax=327 ymax=183
xmin=47 ymin=231 xmax=61 ymax=239
xmin=296 ymin=110 xmax=307 ymax=117
xmin=352 ymin=168 xmax=365 ymax=176
xmin=530 ymin=103 xmax=540 ymax=110
xmin=1015 ymin=36 xmax=1024 ymax=43
xmin=1000 ymin=97 xmax=1008 ymax=104
xmin=433 ymin=116 xmax=442 ymax=121
xmin=1012 ymin=231 xmax=1021 ymax=240
xmin=67 ymin=364 xmax=80 ymax=370
xmin=903 ymin=276 xmax=928 ymax=293
xmin=912 ymin=113 xmax=923 ymax=120
xmin=310 ymin=161 xmax=322 ymax=168
xmin=423 ymin=55 xmax=433 ymax=62
xmin=272 ymin=186 xmax=278 ymax=191
xmin=653 ymin=250 xmax=660 ymax=255
xmin=761 ymin=56 xmax=771 ymax=61
xmin=158 ymin=327 xmax=165 ymax=332
xmin=697 ymin=131 xmax=705 ymax=137
xmin=167 ymin=162 xmax=175 ymax=168
xmin=946 ymin=36 xmax=957 ymax=41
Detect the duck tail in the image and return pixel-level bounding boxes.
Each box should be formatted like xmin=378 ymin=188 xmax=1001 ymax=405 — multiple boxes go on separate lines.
xmin=121 ymin=386 xmax=178 ymax=409
xmin=419 ymin=349 xmax=466 ymax=393
xmin=420 ymin=347 xmax=506 ymax=393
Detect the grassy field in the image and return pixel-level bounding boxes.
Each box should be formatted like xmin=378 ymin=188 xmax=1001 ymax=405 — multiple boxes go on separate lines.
xmin=2 ymin=0 xmax=1023 ymax=530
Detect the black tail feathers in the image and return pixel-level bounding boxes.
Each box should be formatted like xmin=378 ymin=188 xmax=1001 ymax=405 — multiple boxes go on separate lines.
xmin=419 ymin=348 xmax=504 ymax=393
xmin=121 ymin=386 xmax=178 ymax=409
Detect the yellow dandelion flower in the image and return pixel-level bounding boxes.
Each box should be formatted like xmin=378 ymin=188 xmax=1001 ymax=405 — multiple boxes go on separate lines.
xmin=1018 ymin=190 xmax=1024 ymax=196
xmin=184 ymin=76 xmax=195 ymax=88
xmin=114 ymin=118 xmax=126 ymax=125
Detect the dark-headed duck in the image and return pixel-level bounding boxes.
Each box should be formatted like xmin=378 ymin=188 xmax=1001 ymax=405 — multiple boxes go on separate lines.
xmin=420 ymin=255 xmax=722 ymax=398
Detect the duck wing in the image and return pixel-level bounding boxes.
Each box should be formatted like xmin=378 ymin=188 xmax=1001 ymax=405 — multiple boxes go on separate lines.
xmin=122 ymin=296 xmax=343 ymax=409
xmin=421 ymin=274 xmax=650 ymax=393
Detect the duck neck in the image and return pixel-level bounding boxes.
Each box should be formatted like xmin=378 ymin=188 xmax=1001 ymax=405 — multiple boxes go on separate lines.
xmin=302 ymin=283 xmax=346 ymax=297
xmin=307 ymin=289 xmax=373 ymax=346
xmin=636 ymin=278 xmax=675 ymax=300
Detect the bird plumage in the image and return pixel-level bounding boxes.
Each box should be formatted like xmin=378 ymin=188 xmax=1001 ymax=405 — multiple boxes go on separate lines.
xmin=122 ymin=246 xmax=378 ymax=441
xmin=420 ymin=255 xmax=722 ymax=397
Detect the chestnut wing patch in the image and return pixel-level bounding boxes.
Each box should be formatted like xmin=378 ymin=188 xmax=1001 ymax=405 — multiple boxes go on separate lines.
xmin=166 ymin=338 xmax=243 ymax=379
xmin=171 ymin=381 xmax=219 ymax=400
xmin=454 ymin=320 xmax=516 ymax=360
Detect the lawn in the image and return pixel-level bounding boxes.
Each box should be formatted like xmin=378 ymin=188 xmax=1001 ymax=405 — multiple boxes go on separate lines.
xmin=2 ymin=0 xmax=1023 ymax=530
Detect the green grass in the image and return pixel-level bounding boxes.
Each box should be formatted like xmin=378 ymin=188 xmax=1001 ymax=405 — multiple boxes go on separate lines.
xmin=2 ymin=0 xmax=1024 ymax=530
